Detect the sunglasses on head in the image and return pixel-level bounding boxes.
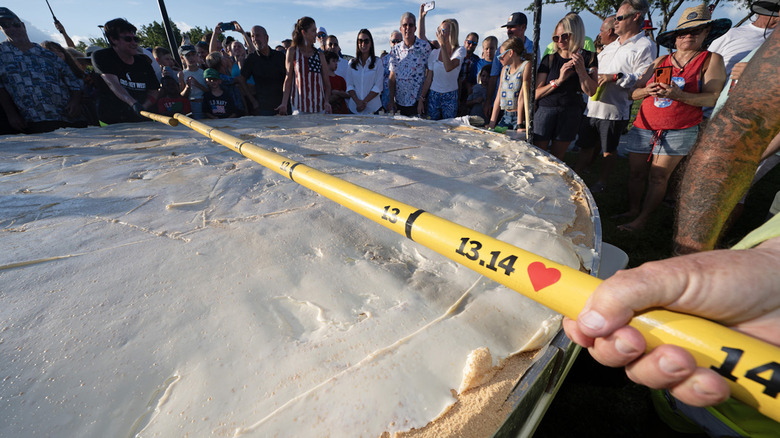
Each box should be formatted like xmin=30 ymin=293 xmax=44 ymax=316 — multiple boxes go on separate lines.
xmin=121 ymin=35 xmax=141 ymax=43
xmin=552 ymin=33 xmax=571 ymax=43
xmin=676 ymin=27 xmax=707 ymax=37
xmin=615 ymin=12 xmax=637 ymax=21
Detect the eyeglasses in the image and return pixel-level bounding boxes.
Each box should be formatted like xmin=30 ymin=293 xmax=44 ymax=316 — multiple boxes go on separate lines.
xmin=358 ymin=38 xmax=370 ymax=45
xmin=552 ymin=33 xmax=571 ymax=43
xmin=466 ymin=40 xmax=478 ymax=45
xmin=499 ymin=49 xmax=513 ymax=59
xmin=0 ymin=21 xmax=22 ymax=28
xmin=391 ymin=39 xmax=402 ymax=44
xmin=676 ymin=27 xmax=707 ymax=37
xmin=121 ymin=35 xmax=141 ymax=43
xmin=615 ymin=12 xmax=637 ymax=21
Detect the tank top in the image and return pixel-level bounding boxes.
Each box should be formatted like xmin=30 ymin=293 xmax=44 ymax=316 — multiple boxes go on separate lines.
xmin=633 ymin=51 xmax=709 ymax=131
xmin=499 ymin=61 xmax=528 ymax=111
xmin=292 ymin=48 xmax=325 ymax=113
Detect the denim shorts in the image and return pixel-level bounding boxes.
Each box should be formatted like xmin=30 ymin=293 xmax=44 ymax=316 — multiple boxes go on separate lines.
xmin=624 ymin=125 xmax=699 ymax=156
xmin=533 ymin=105 xmax=584 ymax=142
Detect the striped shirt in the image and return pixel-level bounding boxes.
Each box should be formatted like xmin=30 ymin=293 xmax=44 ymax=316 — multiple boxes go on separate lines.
xmin=292 ymin=48 xmax=325 ymax=113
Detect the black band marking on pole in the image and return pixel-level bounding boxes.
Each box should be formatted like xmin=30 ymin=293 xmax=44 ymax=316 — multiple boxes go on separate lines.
xmin=405 ymin=209 xmax=425 ymax=240
xmin=288 ymin=162 xmax=302 ymax=182
xmin=237 ymin=141 xmax=250 ymax=155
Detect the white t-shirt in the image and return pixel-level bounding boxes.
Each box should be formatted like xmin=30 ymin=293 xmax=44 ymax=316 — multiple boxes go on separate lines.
xmin=709 ymin=22 xmax=775 ymax=75
xmin=427 ymin=46 xmax=466 ymax=94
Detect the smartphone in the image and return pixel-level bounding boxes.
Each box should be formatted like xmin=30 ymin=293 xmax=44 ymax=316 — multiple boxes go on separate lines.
xmin=423 ymin=2 xmax=435 ymax=12
xmin=221 ymin=22 xmax=235 ymax=31
xmin=655 ymin=66 xmax=672 ymax=85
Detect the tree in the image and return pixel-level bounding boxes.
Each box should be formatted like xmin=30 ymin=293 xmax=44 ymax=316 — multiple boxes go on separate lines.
xmin=183 ymin=25 xmax=212 ymax=45
xmin=138 ymin=20 xmax=182 ymax=50
xmin=74 ymin=38 xmax=109 ymax=54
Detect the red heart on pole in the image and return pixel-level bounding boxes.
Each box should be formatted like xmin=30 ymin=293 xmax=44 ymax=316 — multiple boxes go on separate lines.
xmin=527 ymin=262 xmax=561 ymax=292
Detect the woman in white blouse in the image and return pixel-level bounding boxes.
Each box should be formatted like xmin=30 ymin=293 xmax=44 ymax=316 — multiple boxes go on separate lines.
xmin=347 ymin=29 xmax=384 ymax=114
xmin=418 ymin=19 xmax=466 ymax=120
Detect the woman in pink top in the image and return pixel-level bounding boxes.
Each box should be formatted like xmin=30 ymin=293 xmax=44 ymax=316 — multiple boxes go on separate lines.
xmin=277 ymin=16 xmax=332 ymax=115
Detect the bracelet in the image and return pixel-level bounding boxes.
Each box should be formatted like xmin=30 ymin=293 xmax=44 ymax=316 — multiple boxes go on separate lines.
xmin=612 ymin=74 xmax=619 ymax=82
xmin=549 ymin=80 xmax=558 ymax=89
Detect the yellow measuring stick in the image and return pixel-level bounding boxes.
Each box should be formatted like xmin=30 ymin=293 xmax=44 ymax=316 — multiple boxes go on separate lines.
xmin=140 ymin=111 xmax=178 ymax=126
xmin=154 ymin=113 xmax=780 ymax=422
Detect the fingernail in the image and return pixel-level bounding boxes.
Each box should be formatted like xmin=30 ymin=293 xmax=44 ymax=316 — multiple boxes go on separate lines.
xmin=578 ymin=310 xmax=606 ymax=331
xmin=659 ymin=355 xmax=685 ymax=374
xmin=693 ymin=381 xmax=717 ymax=396
xmin=615 ymin=337 xmax=639 ymax=355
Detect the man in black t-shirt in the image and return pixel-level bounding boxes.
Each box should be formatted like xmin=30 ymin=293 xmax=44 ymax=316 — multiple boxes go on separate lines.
xmin=240 ymin=26 xmax=285 ymax=116
xmin=92 ymin=18 xmax=159 ymax=125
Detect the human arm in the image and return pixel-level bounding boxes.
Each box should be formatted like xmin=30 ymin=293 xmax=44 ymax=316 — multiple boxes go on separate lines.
xmin=275 ymin=49 xmax=295 ymax=115
xmin=563 ymin=235 xmax=780 ymax=407
xmin=210 ymin=24 xmax=224 ymax=54
xmin=630 ymin=57 xmax=664 ymax=101
xmin=418 ymin=3 xmax=428 ymax=41
xmin=674 ymin=32 xmax=780 ymax=254
xmin=650 ymin=53 xmax=726 ymax=107
xmin=237 ymin=74 xmax=259 ymax=113
xmin=388 ymin=70 xmax=397 ymax=114
xmin=437 ymin=28 xmax=460 ymax=72
xmin=417 ymin=69 xmax=433 ymax=115
xmin=233 ymin=22 xmax=254 ymax=54
xmin=53 ymin=20 xmax=76 ymax=49
xmin=572 ymin=51 xmax=598 ymax=96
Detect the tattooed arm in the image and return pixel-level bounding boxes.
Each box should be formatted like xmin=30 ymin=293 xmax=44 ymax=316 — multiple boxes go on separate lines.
xmin=674 ymin=31 xmax=780 ymax=254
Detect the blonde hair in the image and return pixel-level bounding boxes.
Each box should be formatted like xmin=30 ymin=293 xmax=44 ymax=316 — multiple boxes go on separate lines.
xmin=441 ymin=19 xmax=460 ymax=49
xmin=555 ymin=13 xmax=586 ymax=53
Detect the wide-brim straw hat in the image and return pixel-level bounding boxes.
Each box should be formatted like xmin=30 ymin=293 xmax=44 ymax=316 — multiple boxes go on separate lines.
xmin=656 ymin=5 xmax=731 ymax=49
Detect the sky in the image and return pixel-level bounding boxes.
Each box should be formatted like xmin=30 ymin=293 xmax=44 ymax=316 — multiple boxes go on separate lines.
xmin=4 ymin=0 xmax=753 ymax=57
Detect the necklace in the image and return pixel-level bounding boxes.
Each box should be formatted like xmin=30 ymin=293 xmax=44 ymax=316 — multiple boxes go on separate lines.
xmin=672 ymin=50 xmax=700 ymax=73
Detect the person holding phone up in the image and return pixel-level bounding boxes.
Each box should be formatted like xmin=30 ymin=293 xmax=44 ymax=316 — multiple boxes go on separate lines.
xmin=615 ymin=5 xmax=728 ymax=232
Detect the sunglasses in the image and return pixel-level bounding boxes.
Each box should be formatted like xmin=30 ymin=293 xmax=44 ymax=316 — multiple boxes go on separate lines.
xmin=121 ymin=35 xmax=141 ymax=43
xmin=466 ymin=40 xmax=478 ymax=45
xmin=391 ymin=39 xmax=402 ymax=44
xmin=615 ymin=12 xmax=637 ymax=21
xmin=552 ymin=33 xmax=571 ymax=43
xmin=317 ymin=33 xmax=327 ymax=38
xmin=676 ymin=27 xmax=707 ymax=37
xmin=358 ymin=38 xmax=370 ymax=44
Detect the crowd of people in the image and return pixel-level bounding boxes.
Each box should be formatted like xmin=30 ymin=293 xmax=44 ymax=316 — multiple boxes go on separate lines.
xmin=1 ymin=2 xmax=780 ymax=434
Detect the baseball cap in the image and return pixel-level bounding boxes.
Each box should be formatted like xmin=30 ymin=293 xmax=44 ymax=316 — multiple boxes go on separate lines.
xmin=0 ymin=7 xmax=20 ymax=21
xmin=501 ymin=12 xmax=527 ymax=28
xmin=203 ymin=68 xmax=221 ymax=80
xmin=317 ymin=26 xmax=327 ymax=36
xmin=178 ymin=45 xmax=196 ymax=56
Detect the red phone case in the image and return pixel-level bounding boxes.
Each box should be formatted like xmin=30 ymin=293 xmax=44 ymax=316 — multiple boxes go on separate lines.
xmin=655 ymin=66 xmax=672 ymax=85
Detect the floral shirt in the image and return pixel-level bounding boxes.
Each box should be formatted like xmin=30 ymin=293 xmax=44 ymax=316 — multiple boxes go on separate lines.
xmin=388 ymin=37 xmax=431 ymax=107
xmin=0 ymin=42 xmax=82 ymax=123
